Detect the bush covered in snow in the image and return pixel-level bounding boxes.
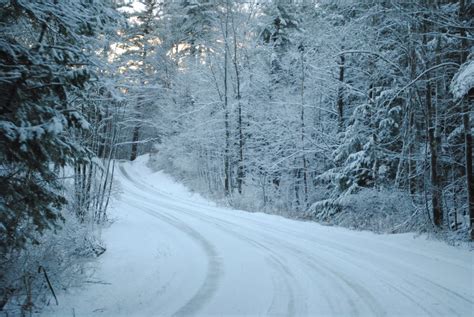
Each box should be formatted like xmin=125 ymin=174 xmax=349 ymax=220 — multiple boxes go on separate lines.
xmin=306 ymin=188 xmax=431 ymax=233
xmin=0 ymin=211 xmax=105 ymax=314
xmin=305 ymin=188 xmax=426 ymax=233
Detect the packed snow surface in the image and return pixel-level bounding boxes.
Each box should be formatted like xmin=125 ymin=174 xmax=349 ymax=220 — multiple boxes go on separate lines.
xmin=44 ymin=156 xmax=473 ymax=316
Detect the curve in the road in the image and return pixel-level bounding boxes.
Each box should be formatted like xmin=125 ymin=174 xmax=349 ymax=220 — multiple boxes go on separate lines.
xmin=119 ymin=164 xmax=380 ymax=316
xmin=118 ymin=162 xmax=473 ymax=317
xmin=119 ymin=165 xmax=302 ymax=316
xmin=134 ymin=170 xmax=473 ymax=315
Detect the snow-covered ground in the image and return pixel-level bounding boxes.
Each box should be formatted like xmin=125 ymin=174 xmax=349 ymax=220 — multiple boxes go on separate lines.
xmin=43 ymin=155 xmax=473 ymax=316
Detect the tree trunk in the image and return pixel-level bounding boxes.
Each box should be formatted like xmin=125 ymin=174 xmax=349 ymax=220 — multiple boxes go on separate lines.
xmin=426 ymin=80 xmax=443 ymax=227
xmin=462 ymin=98 xmax=474 ymax=238
xmin=223 ymin=3 xmax=231 ymax=196
xmin=459 ymin=0 xmax=474 ymax=240
xmin=300 ymin=47 xmax=308 ymax=207
xmin=337 ymin=52 xmax=345 ymax=130
xmin=232 ymin=15 xmax=244 ymax=195
xmin=130 ymin=125 xmax=139 ymax=161
xmin=294 ymin=168 xmax=300 ymax=211
xmin=237 ymin=98 xmax=244 ymax=195
xmin=408 ymin=110 xmax=417 ymax=195
xmin=421 ymin=8 xmax=443 ymax=227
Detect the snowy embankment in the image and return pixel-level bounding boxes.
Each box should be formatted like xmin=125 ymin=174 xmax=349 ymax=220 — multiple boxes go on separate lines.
xmin=42 ymin=155 xmax=473 ymax=317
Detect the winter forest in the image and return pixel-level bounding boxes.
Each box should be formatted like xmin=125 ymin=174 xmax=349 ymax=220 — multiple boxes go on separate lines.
xmin=1 ymin=0 xmax=474 ymax=315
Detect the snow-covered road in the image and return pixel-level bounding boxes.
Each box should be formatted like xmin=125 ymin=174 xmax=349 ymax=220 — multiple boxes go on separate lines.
xmin=45 ymin=157 xmax=473 ymax=317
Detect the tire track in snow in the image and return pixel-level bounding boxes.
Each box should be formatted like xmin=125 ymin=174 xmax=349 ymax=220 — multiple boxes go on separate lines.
xmin=120 ymin=163 xmax=473 ymax=316
xmin=140 ymin=177 xmax=472 ymax=316
xmin=245 ymin=223 xmax=472 ymax=316
xmin=123 ymin=165 xmax=436 ymax=316
xmin=119 ymin=164 xmax=300 ymax=316
xmin=174 ymin=207 xmax=375 ymax=316
xmin=119 ymin=168 xmax=378 ymax=316
xmin=139 ymin=174 xmax=470 ymax=275
xmin=120 ymin=165 xmax=375 ymax=316
xmin=190 ymin=210 xmax=450 ymax=317
xmin=119 ymin=165 xmax=223 ymax=317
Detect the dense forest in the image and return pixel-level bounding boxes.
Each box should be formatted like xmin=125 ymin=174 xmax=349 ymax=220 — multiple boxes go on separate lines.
xmin=1 ymin=0 xmax=473 ymax=314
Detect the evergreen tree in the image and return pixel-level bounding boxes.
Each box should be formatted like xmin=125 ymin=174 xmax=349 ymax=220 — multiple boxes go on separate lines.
xmin=0 ymin=0 xmax=117 ymax=251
